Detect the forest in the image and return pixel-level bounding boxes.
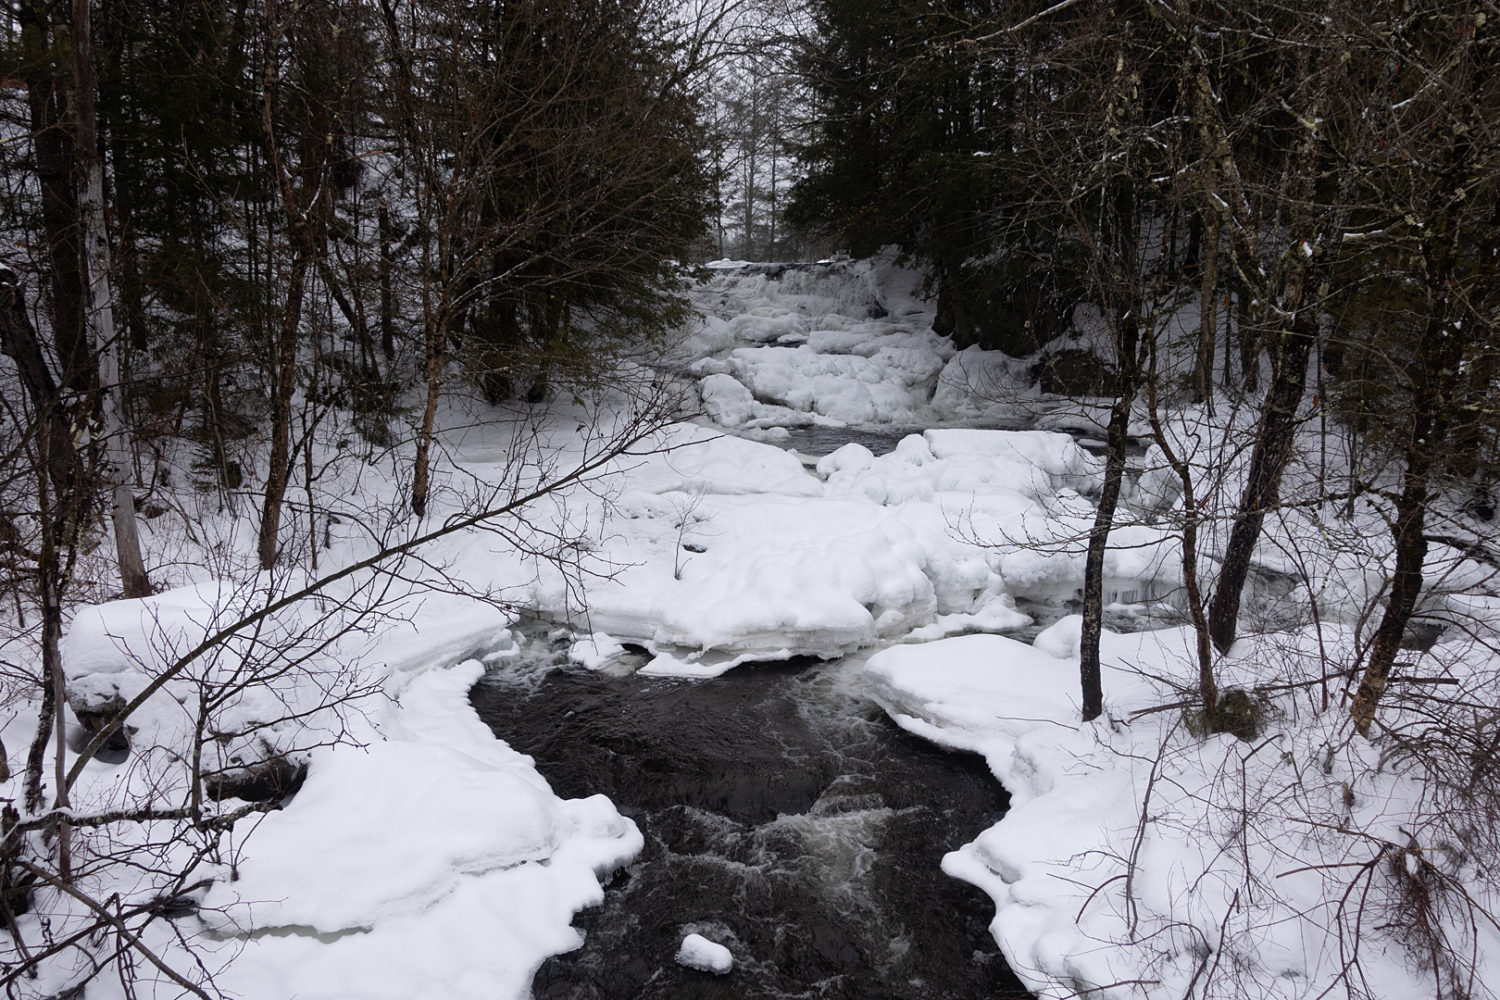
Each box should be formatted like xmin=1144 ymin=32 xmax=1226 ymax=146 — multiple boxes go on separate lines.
xmin=2 ymin=0 xmax=1499 ymax=998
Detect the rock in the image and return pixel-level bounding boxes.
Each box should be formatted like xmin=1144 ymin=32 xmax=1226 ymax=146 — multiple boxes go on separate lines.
xmin=204 ymin=751 xmax=309 ymax=803
xmin=1038 ymin=348 xmax=1119 ymax=397
xmin=675 ymin=933 xmax=733 ymax=975
xmin=65 ymin=689 xmax=134 ymax=765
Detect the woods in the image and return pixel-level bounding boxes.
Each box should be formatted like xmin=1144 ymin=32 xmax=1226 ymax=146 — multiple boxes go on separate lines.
xmin=1 ymin=0 xmax=716 ymax=993
xmin=791 ymin=0 xmax=1500 ymax=735
xmin=2 ymin=0 xmax=1500 ymax=996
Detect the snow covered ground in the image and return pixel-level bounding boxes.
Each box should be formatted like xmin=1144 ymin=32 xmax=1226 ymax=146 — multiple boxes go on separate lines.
xmin=6 ymin=255 xmax=1499 ymax=998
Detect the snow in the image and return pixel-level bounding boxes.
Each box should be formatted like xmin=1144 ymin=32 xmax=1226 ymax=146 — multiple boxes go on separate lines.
xmin=569 ymin=631 xmax=627 ymax=670
xmin=204 ymin=661 xmax=641 ymax=1000
xmin=699 ymin=371 xmax=760 ymax=426
xmin=611 ymin=422 xmax=821 ymax=497
xmin=9 ymin=254 xmax=1498 ymax=1000
xmin=675 ymin=932 xmax=734 ymax=974
xmin=864 ymin=626 xmax=1500 ymax=999
xmin=36 ymin=578 xmax=640 ymax=1000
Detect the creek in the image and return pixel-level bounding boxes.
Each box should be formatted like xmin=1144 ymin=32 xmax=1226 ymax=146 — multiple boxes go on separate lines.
xmin=470 ymin=639 xmax=1035 ymax=1000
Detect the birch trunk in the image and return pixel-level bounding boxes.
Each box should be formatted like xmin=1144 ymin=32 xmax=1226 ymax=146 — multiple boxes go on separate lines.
xmin=72 ymin=0 xmax=150 ymax=598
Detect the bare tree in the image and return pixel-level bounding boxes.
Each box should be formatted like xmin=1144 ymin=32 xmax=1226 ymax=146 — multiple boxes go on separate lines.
xmin=1340 ymin=8 xmax=1500 ymax=735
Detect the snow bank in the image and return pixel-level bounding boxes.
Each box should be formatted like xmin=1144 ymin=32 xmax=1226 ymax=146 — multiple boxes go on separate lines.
xmin=864 ymin=626 xmax=1500 ymax=999
xmin=569 ymin=414 xmax=1179 ymax=664
xmin=60 ymin=579 xmax=513 ymax=783
xmin=654 ymin=496 xmax=939 ymax=657
xmin=613 ymin=422 xmax=820 ymax=497
xmin=206 ymin=661 xmax=641 ymax=1000
xmin=55 ymin=579 xmax=637 ymax=1000
xmin=710 ymin=341 xmax=947 ymax=425
xmin=821 ymin=429 xmax=1101 ymax=505
xmin=932 ymin=346 xmax=1036 ymax=417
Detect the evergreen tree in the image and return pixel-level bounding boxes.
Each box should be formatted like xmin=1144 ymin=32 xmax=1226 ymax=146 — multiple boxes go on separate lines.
xmin=789 ymin=0 xmax=1082 ymax=353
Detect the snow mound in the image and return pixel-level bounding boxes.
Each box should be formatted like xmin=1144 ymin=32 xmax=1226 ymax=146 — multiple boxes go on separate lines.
xmin=675 ymin=933 xmax=734 ymax=974
xmin=699 ymin=372 xmax=760 ymax=427
xmin=568 ymin=632 xmax=627 ymax=670
xmin=617 ymin=423 xmax=820 ymax=497
xmin=206 ymin=661 xmax=642 ymax=1000
xmin=61 ymin=581 xmax=514 ymax=793
xmin=821 ymin=430 xmax=1100 ymax=506
xmin=653 ymin=496 xmax=939 ymax=658
xmin=723 ymin=343 xmax=947 ymax=425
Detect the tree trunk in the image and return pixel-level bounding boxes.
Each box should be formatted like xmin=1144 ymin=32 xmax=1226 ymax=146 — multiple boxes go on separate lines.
xmin=1207 ymin=316 xmax=1315 ymax=654
xmin=1145 ymin=338 xmax=1218 ymax=722
xmin=1349 ymin=112 xmax=1475 ymax=735
xmin=19 ymin=2 xmax=90 ymax=396
xmin=257 ymin=234 xmax=311 ymax=569
xmin=379 ymin=201 xmax=395 ymax=359
xmin=316 ymin=253 xmax=375 ymax=375
xmin=1195 ymin=212 xmax=1218 ymax=407
xmin=0 ymin=271 xmax=81 ymax=506
xmin=1349 ymin=461 xmax=1430 ymax=736
xmin=72 ymin=0 xmax=150 ymax=598
xmin=410 ymin=311 xmax=445 ymax=519
xmin=1081 ymin=382 xmax=1135 ymax=721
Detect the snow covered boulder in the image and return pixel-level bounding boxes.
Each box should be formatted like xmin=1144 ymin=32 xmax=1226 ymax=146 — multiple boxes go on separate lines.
xmin=922 ymin=429 xmax=1103 ymax=495
xmin=618 ymin=423 xmax=820 ymax=497
xmin=699 ymin=372 xmax=759 ymax=427
xmin=725 ymin=344 xmax=945 ymax=424
xmin=675 ymin=933 xmax=733 ymax=974
xmin=727 ymin=306 xmax=809 ymax=344
xmin=821 ymin=429 xmax=1101 ymax=511
xmin=932 ymin=346 xmax=1034 ymax=418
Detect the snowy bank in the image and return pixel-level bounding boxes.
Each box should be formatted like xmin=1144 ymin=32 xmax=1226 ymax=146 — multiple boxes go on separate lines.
xmin=32 ymin=547 xmax=643 ymax=1000
xmin=203 ymin=661 xmax=641 ymax=1000
xmin=864 ymin=623 xmax=1500 ymax=999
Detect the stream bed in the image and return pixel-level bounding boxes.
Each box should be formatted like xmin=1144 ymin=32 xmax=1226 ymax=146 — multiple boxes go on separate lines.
xmin=471 ymin=640 xmax=1033 ymax=1000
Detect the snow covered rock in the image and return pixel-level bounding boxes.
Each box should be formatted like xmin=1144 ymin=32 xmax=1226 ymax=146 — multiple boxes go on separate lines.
xmin=569 ymin=632 xmax=627 ymax=670
xmin=699 ymin=372 xmax=759 ymax=427
xmin=932 ymin=346 xmax=1035 ymax=417
xmin=724 ymin=343 xmax=946 ymax=424
xmin=617 ymin=423 xmax=820 ymax=497
xmin=651 ymin=495 xmax=938 ymax=658
xmin=675 ymin=933 xmax=733 ymax=974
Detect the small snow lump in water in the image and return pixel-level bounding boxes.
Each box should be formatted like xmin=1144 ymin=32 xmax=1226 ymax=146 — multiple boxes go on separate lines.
xmin=675 ymin=933 xmax=733 ymax=975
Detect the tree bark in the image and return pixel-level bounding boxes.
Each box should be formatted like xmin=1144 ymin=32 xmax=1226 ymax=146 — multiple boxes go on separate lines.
xmin=378 ymin=202 xmax=395 ymax=360
xmin=1195 ymin=212 xmax=1218 ymax=407
xmin=1349 ymin=458 xmax=1431 ymax=736
xmin=1206 ymin=316 xmax=1315 ymax=654
xmin=256 ymin=233 xmax=311 ymax=569
xmin=19 ymin=1 xmax=90 ymax=396
xmin=0 ymin=271 xmax=81 ymax=506
xmin=1081 ymin=380 xmax=1135 ymax=721
xmin=1349 ymin=88 xmax=1478 ymax=734
xmin=72 ymin=0 xmax=150 ymax=598
xmin=1145 ymin=338 xmax=1218 ymax=722
xmin=256 ymin=0 xmax=331 ymax=570
xmin=410 ymin=302 xmax=445 ymax=519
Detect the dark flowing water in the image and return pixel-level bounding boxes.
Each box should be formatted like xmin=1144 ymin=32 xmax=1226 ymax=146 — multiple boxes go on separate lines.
xmin=470 ymin=641 xmax=1032 ymax=1000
